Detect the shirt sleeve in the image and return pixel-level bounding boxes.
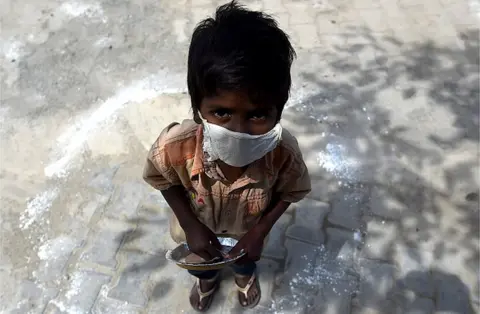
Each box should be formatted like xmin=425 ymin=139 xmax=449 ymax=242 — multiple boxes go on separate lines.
xmin=143 ymin=123 xmax=182 ymax=190
xmin=274 ymin=138 xmax=312 ymax=203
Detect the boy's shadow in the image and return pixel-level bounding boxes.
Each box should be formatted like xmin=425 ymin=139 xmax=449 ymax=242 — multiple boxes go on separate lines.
xmin=390 ymin=269 xmax=477 ymax=314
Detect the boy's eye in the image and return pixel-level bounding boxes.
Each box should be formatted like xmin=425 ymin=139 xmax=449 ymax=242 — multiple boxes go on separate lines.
xmin=250 ymin=115 xmax=267 ymax=121
xmin=212 ymin=109 xmax=232 ymax=119
xmin=249 ymin=111 xmax=268 ymax=121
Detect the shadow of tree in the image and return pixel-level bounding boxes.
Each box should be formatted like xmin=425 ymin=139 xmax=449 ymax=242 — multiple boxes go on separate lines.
xmin=151 ymin=278 xmax=174 ymax=300
xmin=277 ymin=25 xmax=479 ymax=312
xmin=113 ymin=198 xmax=176 ymax=303
xmin=389 ymin=269 xmax=476 ymax=314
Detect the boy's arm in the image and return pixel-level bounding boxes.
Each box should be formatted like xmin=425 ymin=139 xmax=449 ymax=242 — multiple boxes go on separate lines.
xmin=228 ymin=198 xmax=290 ymax=261
xmin=143 ymin=145 xmax=201 ymax=230
xmin=160 ymin=185 xmax=201 ymax=231
xmin=255 ymin=198 xmax=291 ymax=236
xmin=161 ymin=186 xmax=222 ymax=259
xmin=145 ymin=159 xmax=222 ymax=260
xmin=143 ymin=128 xmax=222 ymax=260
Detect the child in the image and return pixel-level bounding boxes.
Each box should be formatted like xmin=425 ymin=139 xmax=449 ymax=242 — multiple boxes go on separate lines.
xmin=143 ymin=1 xmax=311 ymax=311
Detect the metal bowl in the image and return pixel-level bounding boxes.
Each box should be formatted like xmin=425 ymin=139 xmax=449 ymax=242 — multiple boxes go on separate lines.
xmin=165 ymin=237 xmax=246 ymax=271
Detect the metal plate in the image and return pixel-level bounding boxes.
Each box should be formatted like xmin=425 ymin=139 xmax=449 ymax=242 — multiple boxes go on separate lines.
xmin=165 ymin=237 xmax=246 ymax=271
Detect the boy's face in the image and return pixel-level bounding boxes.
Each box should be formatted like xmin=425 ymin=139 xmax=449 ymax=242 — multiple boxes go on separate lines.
xmin=199 ymin=90 xmax=278 ymax=135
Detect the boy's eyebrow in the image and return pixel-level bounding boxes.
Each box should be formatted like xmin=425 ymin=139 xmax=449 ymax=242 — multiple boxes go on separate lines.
xmin=206 ymin=106 xmax=273 ymax=114
xmin=204 ymin=103 xmax=234 ymax=110
xmin=248 ymin=108 xmax=271 ymax=115
xmin=202 ymin=98 xmax=275 ymax=112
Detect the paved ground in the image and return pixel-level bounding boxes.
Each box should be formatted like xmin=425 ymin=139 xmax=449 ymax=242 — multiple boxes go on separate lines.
xmin=1 ymin=0 xmax=479 ymax=313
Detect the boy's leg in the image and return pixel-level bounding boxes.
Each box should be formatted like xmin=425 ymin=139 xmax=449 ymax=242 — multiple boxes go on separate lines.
xmin=188 ymin=269 xmax=220 ymax=312
xmin=188 ymin=269 xmax=219 ymax=279
xmin=231 ymin=261 xmax=261 ymax=308
xmin=231 ymin=261 xmax=256 ymax=276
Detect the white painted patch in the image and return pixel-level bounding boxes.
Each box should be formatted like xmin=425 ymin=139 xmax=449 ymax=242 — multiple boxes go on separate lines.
xmin=173 ymin=19 xmax=188 ymax=43
xmin=316 ymin=142 xmax=361 ymax=181
xmin=312 ymin=0 xmax=336 ymax=12
xmin=19 ymin=188 xmax=59 ymax=229
xmin=94 ymin=36 xmax=112 ymax=47
xmin=285 ymin=85 xmax=317 ymax=109
xmin=1 ymin=40 xmax=25 ymax=60
xmin=46 ymin=271 xmax=87 ymax=314
xmin=0 ymin=107 xmax=9 ymax=127
xmin=353 ymin=230 xmax=362 ymax=242
xmin=59 ymin=1 xmax=104 ymax=19
xmin=44 ymin=73 xmax=186 ymax=178
xmin=469 ymin=0 xmax=480 ymax=19
xmin=270 ymin=246 xmax=356 ymax=313
xmin=37 ymin=236 xmax=77 ymax=260
xmin=95 ymin=285 xmax=142 ymax=313
xmin=64 ymin=271 xmax=84 ymax=299
xmin=48 ymin=299 xmax=83 ymax=314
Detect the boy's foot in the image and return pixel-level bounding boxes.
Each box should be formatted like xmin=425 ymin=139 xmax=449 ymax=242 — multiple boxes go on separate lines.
xmin=189 ymin=275 xmax=219 ymax=312
xmin=234 ymin=272 xmax=261 ymax=308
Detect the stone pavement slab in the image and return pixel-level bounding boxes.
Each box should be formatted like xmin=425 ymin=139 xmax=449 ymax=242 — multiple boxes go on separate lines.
xmin=44 ymin=269 xmax=111 ymax=314
xmin=79 ymin=217 xmax=132 ymax=269
xmin=325 ymin=227 xmax=358 ymax=269
xmin=328 ymin=187 xmax=369 ymax=230
xmin=262 ymin=213 xmax=292 ymax=260
xmin=1 ymin=0 xmax=479 ymax=313
xmin=285 ymin=198 xmax=330 ymax=245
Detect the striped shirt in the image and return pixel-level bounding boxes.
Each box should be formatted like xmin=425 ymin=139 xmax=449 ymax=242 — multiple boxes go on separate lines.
xmin=143 ymin=119 xmax=311 ymax=243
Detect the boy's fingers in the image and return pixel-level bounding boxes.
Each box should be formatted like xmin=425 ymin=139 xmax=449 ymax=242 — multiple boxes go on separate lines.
xmin=206 ymin=246 xmax=222 ymax=259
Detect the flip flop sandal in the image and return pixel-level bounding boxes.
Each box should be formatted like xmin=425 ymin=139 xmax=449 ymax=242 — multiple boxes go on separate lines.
xmin=190 ymin=274 xmax=219 ymax=312
xmin=235 ymin=272 xmax=261 ymax=309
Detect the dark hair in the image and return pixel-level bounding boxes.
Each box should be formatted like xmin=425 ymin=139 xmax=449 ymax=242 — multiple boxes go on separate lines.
xmin=187 ymin=1 xmax=296 ymax=123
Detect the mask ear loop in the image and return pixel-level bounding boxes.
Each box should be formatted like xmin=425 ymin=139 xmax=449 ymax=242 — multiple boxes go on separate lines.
xmin=193 ymin=109 xmax=202 ymax=124
xmin=197 ymin=112 xmax=208 ymax=124
xmin=198 ymin=113 xmax=217 ymax=163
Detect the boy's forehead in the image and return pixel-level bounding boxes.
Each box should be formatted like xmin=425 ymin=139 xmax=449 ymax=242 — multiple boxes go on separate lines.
xmin=201 ymin=90 xmax=274 ymax=111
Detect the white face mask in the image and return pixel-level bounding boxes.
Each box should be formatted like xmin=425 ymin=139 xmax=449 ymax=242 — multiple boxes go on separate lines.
xmin=201 ymin=118 xmax=283 ymax=167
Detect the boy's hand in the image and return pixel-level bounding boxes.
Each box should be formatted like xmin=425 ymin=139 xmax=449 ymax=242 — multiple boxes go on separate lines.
xmin=159 ymin=186 xmax=222 ymax=261
xmin=228 ymin=225 xmax=267 ymax=263
xmin=185 ymin=222 xmax=223 ymax=261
